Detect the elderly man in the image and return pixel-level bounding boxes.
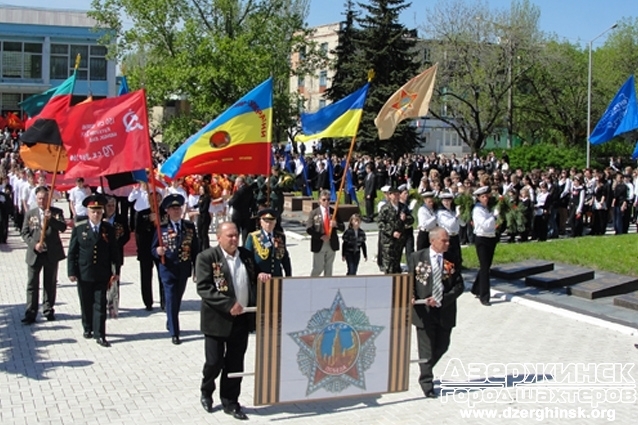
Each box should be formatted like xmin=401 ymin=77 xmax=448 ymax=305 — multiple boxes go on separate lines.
xmin=21 ymin=186 xmax=67 ymax=324
xmin=196 ymin=222 xmax=266 ymax=419
xmin=306 ymin=189 xmax=345 ymax=277
xmin=408 ymin=226 xmax=464 ymax=398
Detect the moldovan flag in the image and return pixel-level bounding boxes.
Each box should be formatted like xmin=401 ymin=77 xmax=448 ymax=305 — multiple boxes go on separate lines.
xmin=160 ymin=78 xmax=273 ymax=178
xmin=374 ymin=63 xmax=438 ymax=140
xmin=295 ymin=83 xmax=369 ymax=143
xmin=57 ymin=90 xmax=152 ymax=179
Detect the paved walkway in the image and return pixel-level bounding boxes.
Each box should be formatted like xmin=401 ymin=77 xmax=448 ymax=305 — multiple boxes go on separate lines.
xmin=1 ymin=201 xmax=637 ymax=424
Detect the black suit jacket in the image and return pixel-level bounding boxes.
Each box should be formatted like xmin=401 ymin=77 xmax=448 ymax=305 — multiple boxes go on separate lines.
xmin=408 ymin=248 xmax=464 ymax=329
xmin=21 ymin=206 xmax=67 ymax=266
xmin=228 ymin=184 xmax=255 ymax=222
xmin=306 ymin=206 xmax=345 ymax=252
xmin=196 ymin=246 xmax=257 ymax=338
xmin=316 ymin=170 xmax=329 ymax=190
xmin=67 ymin=221 xmax=121 ymax=282
xmin=364 ymin=172 xmax=377 ymax=199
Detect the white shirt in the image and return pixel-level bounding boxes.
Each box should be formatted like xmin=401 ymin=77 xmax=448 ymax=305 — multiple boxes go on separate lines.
xmin=472 ymin=203 xmax=497 ymax=237
xmin=436 ymin=207 xmax=460 ymax=235
xmin=221 ymin=247 xmax=249 ymax=308
xmin=128 ymin=186 xmax=158 ymax=211
xmin=68 ymin=186 xmax=90 ymax=216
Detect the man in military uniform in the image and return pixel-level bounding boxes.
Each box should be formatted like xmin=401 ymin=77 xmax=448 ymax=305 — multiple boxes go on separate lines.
xmin=67 ymin=195 xmax=120 ymax=347
xmin=152 ymin=194 xmax=199 ymax=345
xmin=103 ymin=195 xmax=131 ymax=318
xmin=244 ymin=209 xmax=291 ymax=278
xmin=377 ymin=186 xmax=414 ymax=274
xmin=21 ymin=186 xmax=67 ymax=324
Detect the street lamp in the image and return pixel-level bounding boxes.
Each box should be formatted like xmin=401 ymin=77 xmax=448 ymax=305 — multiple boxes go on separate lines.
xmin=587 ymin=22 xmax=618 ymax=168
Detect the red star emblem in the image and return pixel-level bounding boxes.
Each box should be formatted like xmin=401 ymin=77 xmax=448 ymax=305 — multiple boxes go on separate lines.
xmin=391 ymin=90 xmax=418 ymax=115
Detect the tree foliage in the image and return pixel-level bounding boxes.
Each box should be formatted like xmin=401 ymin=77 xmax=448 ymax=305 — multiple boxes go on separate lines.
xmin=89 ymin=0 xmax=313 ymax=148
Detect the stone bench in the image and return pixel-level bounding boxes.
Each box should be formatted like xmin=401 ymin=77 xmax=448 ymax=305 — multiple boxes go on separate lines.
xmin=284 ymin=195 xmax=313 ymax=211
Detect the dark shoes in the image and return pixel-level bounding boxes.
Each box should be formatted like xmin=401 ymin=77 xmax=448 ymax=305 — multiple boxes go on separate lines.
xmin=21 ymin=316 xmax=36 ymax=325
xmin=145 ymin=306 xmax=153 ymax=311
xmin=45 ymin=312 xmax=56 ymax=321
xmin=200 ymin=393 xmax=213 ymax=413
xmin=96 ymin=338 xmax=111 ymax=348
xmin=171 ymin=336 xmax=181 ymax=345
xmin=480 ymin=300 xmax=492 ymax=306
xmin=224 ymin=404 xmax=248 ymax=420
xmin=83 ymin=331 xmax=93 ymax=339
xmin=424 ymin=389 xmax=438 ymax=399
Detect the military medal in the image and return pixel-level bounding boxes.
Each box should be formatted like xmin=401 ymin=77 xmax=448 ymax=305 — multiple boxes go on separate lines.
xmin=212 ymin=262 xmax=228 ymax=292
xmin=415 ymin=261 xmax=432 ymax=284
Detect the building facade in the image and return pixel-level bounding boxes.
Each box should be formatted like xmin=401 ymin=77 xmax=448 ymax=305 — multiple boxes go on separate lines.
xmin=0 ymin=5 xmax=116 ymax=115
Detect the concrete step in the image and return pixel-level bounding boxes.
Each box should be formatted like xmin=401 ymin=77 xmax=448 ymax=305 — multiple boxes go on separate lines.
xmin=567 ymin=272 xmax=638 ymax=299
xmin=613 ymin=292 xmax=638 ymax=311
xmin=525 ymin=265 xmax=595 ymax=290
xmin=491 ymin=260 xmax=554 ymax=280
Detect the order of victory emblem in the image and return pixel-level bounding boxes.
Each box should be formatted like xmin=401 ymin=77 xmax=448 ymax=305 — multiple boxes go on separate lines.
xmin=288 ymin=291 xmax=384 ymax=395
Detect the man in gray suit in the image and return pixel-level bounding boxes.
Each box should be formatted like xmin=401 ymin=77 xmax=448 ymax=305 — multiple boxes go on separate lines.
xmin=196 ymin=222 xmax=268 ymax=419
xmin=407 ymin=226 xmax=464 ymax=398
xmin=21 ymin=186 xmax=67 ymax=324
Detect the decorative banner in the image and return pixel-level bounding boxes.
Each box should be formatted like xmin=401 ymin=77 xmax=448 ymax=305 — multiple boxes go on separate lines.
xmin=58 ymin=90 xmax=152 ymax=179
xmin=254 ymin=274 xmax=412 ymax=406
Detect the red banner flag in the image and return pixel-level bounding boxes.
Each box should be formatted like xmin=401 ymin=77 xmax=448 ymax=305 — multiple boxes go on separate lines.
xmin=58 ymin=90 xmax=152 ymax=179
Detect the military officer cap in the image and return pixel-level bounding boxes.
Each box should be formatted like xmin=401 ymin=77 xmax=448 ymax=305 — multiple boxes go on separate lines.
xmin=258 ymin=208 xmax=278 ymax=221
xmin=438 ymin=191 xmax=454 ymax=200
xmin=473 ymin=186 xmax=490 ymax=196
xmin=420 ymin=189 xmax=435 ymax=198
xmin=380 ymin=185 xmax=391 ymax=193
xmin=161 ymin=193 xmax=185 ymax=210
xmin=82 ymin=194 xmax=107 ymax=209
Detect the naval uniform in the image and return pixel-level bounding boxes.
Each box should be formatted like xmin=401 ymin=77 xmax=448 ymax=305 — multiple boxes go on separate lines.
xmin=436 ymin=206 xmax=463 ymax=269
xmin=244 ymin=229 xmax=292 ymax=277
xmin=471 ymin=203 xmax=498 ymax=304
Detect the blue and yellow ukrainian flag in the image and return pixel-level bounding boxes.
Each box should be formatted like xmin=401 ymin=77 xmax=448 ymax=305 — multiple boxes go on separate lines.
xmin=296 ymin=83 xmax=369 ymax=143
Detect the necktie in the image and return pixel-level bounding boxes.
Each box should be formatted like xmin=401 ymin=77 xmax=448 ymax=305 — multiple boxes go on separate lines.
xmin=432 ymin=254 xmax=443 ymax=305
xmin=174 ymin=222 xmax=180 ymax=234
xmin=323 ymin=208 xmax=331 ymax=235
xmin=93 ymin=225 xmax=99 ymax=234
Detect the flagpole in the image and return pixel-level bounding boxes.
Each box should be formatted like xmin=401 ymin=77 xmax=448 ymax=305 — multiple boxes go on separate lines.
xmin=39 ymin=54 xmax=81 ymax=245
xmin=332 ymin=71 xmax=374 ymax=223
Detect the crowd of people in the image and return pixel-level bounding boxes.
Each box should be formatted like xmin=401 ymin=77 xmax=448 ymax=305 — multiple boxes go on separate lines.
xmin=3 ymin=141 xmax=638 ymax=416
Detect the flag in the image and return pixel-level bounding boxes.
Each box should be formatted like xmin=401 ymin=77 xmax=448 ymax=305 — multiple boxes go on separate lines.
xmin=20 ymin=73 xmax=77 ymax=118
xmin=590 ymin=75 xmax=638 ymax=145
xmin=105 ymin=169 xmax=148 ymax=190
xmin=295 ymin=83 xmax=369 ymax=143
xmin=57 ymin=90 xmax=152 ymax=179
xmin=104 ymin=75 xmax=149 ymax=189
xmin=0 ymin=116 xmax=6 ymax=130
xmin=6 ymin=112 xmax=24 ymax=130
xmin=20 ymin=72 xmax=77 ymax=146
xmin=19 ymin=144 xmax=69 ymax=172
xmin=299 ymin=155 xmax=312 ymax=196
xmin=344 ymin=161 xmax=359 ymax=206
xmin=375 ymin=64 xmax=438 ymax=140
xmin=327 ymin=159 xmax=337 ymax=202
xmin=284 ymin=151 xmax=294 ymax=173
xmin=160 ymin=78 xmax=273 ymax=178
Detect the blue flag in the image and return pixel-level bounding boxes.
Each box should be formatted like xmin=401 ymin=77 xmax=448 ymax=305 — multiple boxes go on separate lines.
xmin=590 ymin=75 xmax=638 ymax=145
xmin=327 ymin=159 xmax=337 ymax=202
xmin=284 ymin=151 xmax=294 ymax=173
xmin=299 ymin=155 xmax=312 ymax=196
xmin=343 ymin=161 xmax=359 ymax=206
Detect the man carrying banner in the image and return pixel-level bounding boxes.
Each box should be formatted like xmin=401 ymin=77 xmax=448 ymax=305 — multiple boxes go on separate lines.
xmin=21 ymin=186 xmax=67 ymax=324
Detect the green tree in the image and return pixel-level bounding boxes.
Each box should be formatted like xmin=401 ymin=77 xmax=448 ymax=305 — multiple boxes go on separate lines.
xmin=424 ymin=0 xmax=543 ymax=153
xmin=355 ymin=0 xmax=421 ymax=158
xmin=89 ymin=0 xmax=313 ymax=148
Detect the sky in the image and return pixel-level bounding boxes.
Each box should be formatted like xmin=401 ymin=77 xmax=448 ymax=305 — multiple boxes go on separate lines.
xmin=0 ymin=0 xmax=634 ymax=47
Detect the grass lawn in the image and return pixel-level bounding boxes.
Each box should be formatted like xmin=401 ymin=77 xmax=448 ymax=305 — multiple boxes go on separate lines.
xmin=461 ymin=234 xmax=638 ymax=276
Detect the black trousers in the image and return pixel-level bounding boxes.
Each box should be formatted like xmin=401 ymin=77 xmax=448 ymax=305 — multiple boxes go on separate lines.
xmin=201 ymin=317 xmax=250 ymax=407
xmin=77 ymin=279 xmax=108 ymax=339
xmin=415 ymin=322 xmax=452 ymax=394
xmin=447 ymin=234 xmax=462 ymax=269
xmin=472 ymin=236 xmax=497 ymax=303
xmin=25 ymin=258 xmax=59 ymax=318
xmin=139 ymin=257 xmax=165 ymax=309
xmin=365 ymin=197 xmax=374 ymax=220
xmin=416 ymin=230 xmax=430 ymax=251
